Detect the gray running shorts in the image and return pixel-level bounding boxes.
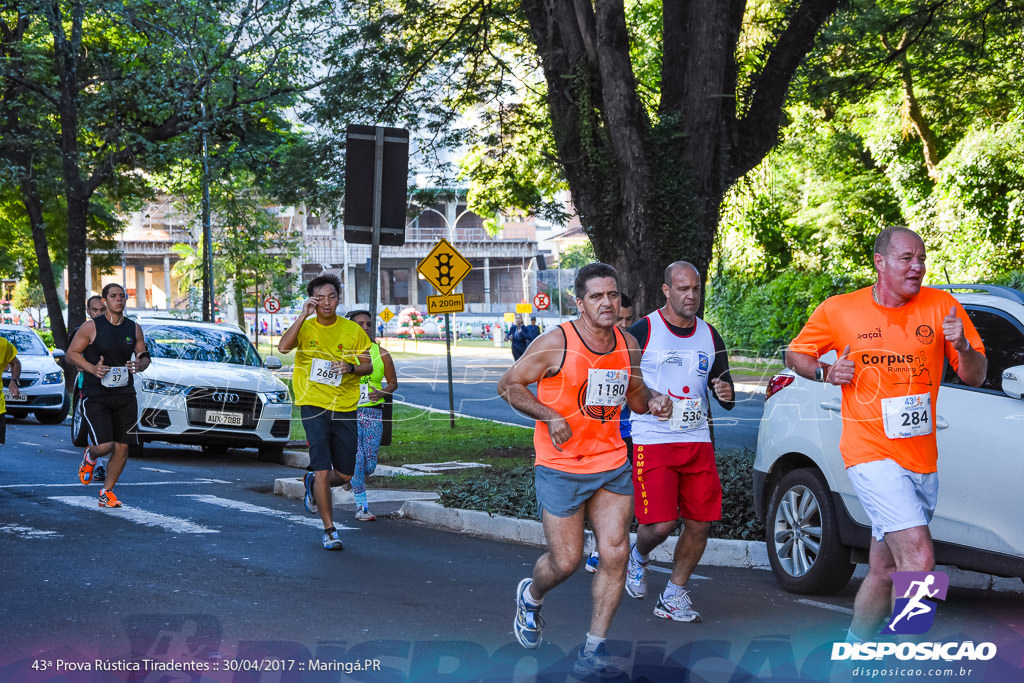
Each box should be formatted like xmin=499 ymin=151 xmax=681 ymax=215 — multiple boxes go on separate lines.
xmin=534 ymin=461 xmax=633 ymax=518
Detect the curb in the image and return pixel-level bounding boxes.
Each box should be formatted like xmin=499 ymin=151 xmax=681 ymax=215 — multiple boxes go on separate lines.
xmin=396 ymin=501 xmax=770 ymax=569
xmin=273 ymin=477 xmax=440 ymax=506
xmin=395 ymin=501 xmax=1024 ymax=594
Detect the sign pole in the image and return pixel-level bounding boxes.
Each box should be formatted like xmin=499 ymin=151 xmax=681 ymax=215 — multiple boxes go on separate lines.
xmin=445 ymin=311 xmax=455 ymax=428
xmin=368 ymin=127 xmax=385 ymax=325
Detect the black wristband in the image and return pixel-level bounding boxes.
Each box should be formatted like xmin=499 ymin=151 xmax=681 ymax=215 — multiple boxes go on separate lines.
xmin=138 ymin=351 xmax=151 ymax=360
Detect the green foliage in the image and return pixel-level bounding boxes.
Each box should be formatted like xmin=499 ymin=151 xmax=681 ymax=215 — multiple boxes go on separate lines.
xmin=438 ymin=464 xmax=539 ymax=520
xmin=713 ymin=449 xmax=765 ymax=542
xmin=706 ymin=268 xmax=872 ymax=356
xmin=10 ymin=279 xmax=47 ymax=326
xmin=558 ymin=242 xmax=596 ymax=269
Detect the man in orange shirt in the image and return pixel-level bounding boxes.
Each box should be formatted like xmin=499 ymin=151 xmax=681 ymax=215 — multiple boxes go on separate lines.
xmin=498 ymin=262 xmax=672 ymax=678
xmin=786 ymin=226 xmax=986 ymax=640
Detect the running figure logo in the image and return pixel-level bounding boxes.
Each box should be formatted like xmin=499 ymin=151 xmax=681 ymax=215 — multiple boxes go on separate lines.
xmin=884 ymin=571 xmax=949 ymax=634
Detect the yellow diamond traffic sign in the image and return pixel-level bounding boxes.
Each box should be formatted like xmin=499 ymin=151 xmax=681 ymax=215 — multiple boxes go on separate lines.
xmin=379 ymin=307 xmax=394 ymax=323
xmin=417 ymin=238 xmax=472 ymax=295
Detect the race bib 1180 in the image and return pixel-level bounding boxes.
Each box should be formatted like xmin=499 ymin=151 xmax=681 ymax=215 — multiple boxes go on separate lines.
xmin=585 ymin=368 xmax=628 ymax=407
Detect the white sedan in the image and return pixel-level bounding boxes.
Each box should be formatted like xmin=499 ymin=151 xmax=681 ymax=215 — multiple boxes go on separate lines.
xmin=72 ymin=318 xmax=292 ymax=458
xmin=0 ymin=324 xmax=68 ymax=424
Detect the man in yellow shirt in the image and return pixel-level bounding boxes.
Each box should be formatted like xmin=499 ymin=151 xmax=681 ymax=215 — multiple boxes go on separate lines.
xmin=1 ymin=335 xmax=22 ymax=445
xmin=279 ymin=274 xmax=372 ymax=550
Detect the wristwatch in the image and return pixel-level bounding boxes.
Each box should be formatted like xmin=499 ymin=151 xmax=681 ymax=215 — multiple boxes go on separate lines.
xmin=814 ymin=366 xmax=825 ymax=383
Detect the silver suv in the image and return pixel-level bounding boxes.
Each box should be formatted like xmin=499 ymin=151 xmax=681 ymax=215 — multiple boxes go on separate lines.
xmin=753 ymin=285 xmax=1024 ymax=594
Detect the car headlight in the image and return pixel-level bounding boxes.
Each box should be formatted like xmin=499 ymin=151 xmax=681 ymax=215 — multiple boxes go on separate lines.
xmin=260 ymin=390 xmax=291 ymax=404
xmin=42 ymin=371 xmax=64 ymax=385
xmin=141 ymin=378 xmax=185 ymax=395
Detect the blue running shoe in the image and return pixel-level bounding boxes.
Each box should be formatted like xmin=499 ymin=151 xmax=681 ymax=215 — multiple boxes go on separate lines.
xmin=514 ymin=578 xmax=543 ymax=649
xmin=585 ymin=551 xmax=600 ymax=574
xmin=573 ymin=642 xmax=625 ymax=679
xmin=303 ymin=471 xmax=317 ymax=514
xmin=321 ymin=528 xmax=343 ymax=551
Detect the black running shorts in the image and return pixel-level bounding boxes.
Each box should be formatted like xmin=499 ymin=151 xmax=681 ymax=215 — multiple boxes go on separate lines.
xmin=80 ymin=393 xmax=139 ymax=446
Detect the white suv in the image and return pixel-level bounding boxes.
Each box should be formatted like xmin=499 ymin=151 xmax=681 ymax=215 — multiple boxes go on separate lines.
xmin=754 ymin=285 xmax=1024 ymax=594
xmin=0 ymin=324 xmax=68 ymax=424
xmin=71 ymin=319 xmax=292 ymax=459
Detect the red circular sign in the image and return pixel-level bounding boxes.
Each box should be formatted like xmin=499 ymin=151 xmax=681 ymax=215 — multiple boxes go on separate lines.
xmin=263 ymin=297 xmax=281 ymax=314
xmin=533 ymin=293 xmax=551 ymax=310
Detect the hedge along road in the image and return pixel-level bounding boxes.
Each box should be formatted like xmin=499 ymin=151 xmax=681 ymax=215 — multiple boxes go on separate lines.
xmin=389 ymin=353 xmax=766 ymax=451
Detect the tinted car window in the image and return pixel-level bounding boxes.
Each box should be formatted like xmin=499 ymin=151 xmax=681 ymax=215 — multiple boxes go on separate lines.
xmin=145 ymin=325 xmax=262 ymax=367
xmin=943 ymin=307 xmax=1024 ymax=390
xmin=0 ymin=328 xmax=48 ymax=355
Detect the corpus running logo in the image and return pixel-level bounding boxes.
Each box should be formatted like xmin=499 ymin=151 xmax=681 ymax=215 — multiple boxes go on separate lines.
xmin=885 ymin=571 xmax=949 ymax=635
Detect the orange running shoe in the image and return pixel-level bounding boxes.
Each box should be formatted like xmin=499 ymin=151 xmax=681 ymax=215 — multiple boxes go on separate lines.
xmin=98 ymin=490 xmax=122 ymax=508
xmin=78 ymin=448 xmax=96 ymax=485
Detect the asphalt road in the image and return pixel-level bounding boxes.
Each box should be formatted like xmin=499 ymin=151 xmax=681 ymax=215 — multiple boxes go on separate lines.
xmin=1 ymin=417 xmax=1021 ymax=682
xmin=391 ymin=354 xmax=766 ymax=451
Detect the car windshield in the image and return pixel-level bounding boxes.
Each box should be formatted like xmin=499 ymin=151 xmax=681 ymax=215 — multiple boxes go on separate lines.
xmin=145 ymin=325 xmax=262 ymax=367
xmin=0 ymin=328 xmax=49 ymax=355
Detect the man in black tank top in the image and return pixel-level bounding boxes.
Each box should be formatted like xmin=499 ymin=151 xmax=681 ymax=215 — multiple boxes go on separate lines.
xmin=67 ymin=284 xmax=151 ymax=508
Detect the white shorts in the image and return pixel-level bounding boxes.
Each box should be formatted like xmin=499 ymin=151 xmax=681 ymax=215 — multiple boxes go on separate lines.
xmin=846 ymin=459 xmax=938 ymax=542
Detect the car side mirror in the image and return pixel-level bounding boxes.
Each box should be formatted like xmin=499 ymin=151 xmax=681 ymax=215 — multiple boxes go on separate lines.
xmin=52 ymin=349 xmax=66 ymax=360
xmin=265 ymin=356 xmax=283 ymax=370
xmin=1002 ymin=365 xmax=1024 ymax=399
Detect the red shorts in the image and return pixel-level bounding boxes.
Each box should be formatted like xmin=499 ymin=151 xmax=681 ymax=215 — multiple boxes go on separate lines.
xmin=632 ymin=442 xmax=721 ymax=524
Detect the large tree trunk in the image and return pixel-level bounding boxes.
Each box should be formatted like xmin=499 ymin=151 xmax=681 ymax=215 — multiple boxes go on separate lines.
xmin=522 ymin=0 xmax=839 ymax=318
xmin=20 ymin=177 xmax=70 ymax=350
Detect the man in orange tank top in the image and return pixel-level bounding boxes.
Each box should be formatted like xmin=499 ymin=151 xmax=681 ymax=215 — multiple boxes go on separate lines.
xmin=498 ymin=262 xmax=672 ymax=678
xmin=787 ymin=226 xmax=986 ymax=641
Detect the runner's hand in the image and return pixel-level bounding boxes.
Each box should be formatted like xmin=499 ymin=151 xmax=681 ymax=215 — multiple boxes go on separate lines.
xmin=303 ymin=296 xmax=320 ymax=317
xmin=8 ymin=380 xmax=20 ymax=400
xmin=711 ymin=378 xmax=733 ymax=402
xmin=546 ymin=415 xmax=572 ymax=451
xmin=943 ymin=306 xmax=968 ymax=351
xmin=94 ymin=355 xmax=109 ymax=379
xmin=648 ymin=393 xmax=673 ymax=420
xmin=826 ymin=345 xmax=854 ymax=385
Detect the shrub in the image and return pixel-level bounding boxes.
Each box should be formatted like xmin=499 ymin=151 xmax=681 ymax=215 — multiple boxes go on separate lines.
xmin=436 ymin=449 xmax=765 ymax=542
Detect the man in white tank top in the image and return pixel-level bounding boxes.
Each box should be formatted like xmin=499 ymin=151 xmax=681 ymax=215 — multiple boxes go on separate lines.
xmin=625 ymin=262 xmax=735 ymax=622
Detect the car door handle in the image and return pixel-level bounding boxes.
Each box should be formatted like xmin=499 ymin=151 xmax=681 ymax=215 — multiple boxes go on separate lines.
xmin=819 ymin=400 xmax=841 ymax=412
xmin=936 ymin=415 xmax=949 ymax=430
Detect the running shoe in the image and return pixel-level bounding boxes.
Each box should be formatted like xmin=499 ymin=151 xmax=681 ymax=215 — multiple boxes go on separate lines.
xmin=624 ymin=547 xmax=648 ymax=599
xmin=303 ymin=471 xmax=317 ymax=514
xmin=78 ymin=448 xmax=96 ymax=485
xmin=98 ymin=490 xmax=122 ymax=508
xmin=321 ymin=528 xmax=343 ymax=551
xmin=355 ymin=506 xmax=376 ymax=522
xmin=93 ymin=464 xmax=106 ymax=483
xmin=513 ymin=578 xmax=544 ymax=649
xmin=653 ymin=589 xmax=702 ymax=623
xmin=585 ymin=551 xmax=600 ymax=574
xmin=572 ymin=642 xmax=625 ymax=679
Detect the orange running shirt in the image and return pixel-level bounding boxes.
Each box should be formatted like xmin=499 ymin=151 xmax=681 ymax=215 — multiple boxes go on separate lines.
xmin=534 ymin=322 xmax=631 ymax=474
xmin=790 ymin=286 xmax=983 ymax=473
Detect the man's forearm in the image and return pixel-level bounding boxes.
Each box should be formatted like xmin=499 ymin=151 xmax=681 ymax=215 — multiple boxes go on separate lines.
xmin=501 ymin=384 xmax=560 ymax=423
xmin=956 ymin=347 xmax=987 ymax=387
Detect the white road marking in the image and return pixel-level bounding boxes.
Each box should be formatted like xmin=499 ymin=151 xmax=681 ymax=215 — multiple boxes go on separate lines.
xmin=18 ymin=441 xmax=43 ymax=447
xmin=0 ymin=523 xmax=61 ymax=539
xmin=179 ymin=494 xmax=357 ymax=530
xmin=49 ymin=496 xmax=219 ymax=534
xmin=0 ymin=479 xmax=228 ymax=489
xmin=140 ymin=467 xmax=175 ymax=473
xmin=57 ymin=448 xmax=80 ymax=455
xmin=646 ymin=566 xmax=710 ymax=580
xmin=797 ymin=599 xmax=854 ymax=615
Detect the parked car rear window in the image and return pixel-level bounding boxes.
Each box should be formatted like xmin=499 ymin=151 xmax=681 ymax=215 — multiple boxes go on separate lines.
xmin=0 ymin=328 xmax=48 ymax=355
xmin=145 ymin=325 xmax=262 ymax=367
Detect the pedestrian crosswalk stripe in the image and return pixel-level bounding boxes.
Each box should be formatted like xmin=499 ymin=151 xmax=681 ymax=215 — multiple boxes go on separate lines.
xmin=49 ymin=496 xmax=219 ymax=534
xmin=0 ymin=523 xmax=60 ymax=539
xmin=0 ymin=479 xmax=230 ymax=489
xmin=179 ymin=494 xmax=357 ymax=531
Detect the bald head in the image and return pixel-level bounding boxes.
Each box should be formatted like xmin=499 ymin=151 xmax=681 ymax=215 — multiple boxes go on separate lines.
xmin=664 ymin=261 xmax=700 ymax=285
xmin=874 ymin=227 xmax=923 ymax=262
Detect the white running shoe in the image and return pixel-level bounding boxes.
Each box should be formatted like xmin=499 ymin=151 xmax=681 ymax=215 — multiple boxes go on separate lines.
xmin=624 ymin=547 xmax=648 ymax=599
xmin=653 ymin=589 xmax=702 ymax=622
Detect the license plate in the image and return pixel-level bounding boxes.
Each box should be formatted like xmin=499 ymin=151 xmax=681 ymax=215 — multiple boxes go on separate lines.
xmin=2 ymin=390 xmax=27 ymax=403
xmin=205 ymin=410 xmax=243 ymax=426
